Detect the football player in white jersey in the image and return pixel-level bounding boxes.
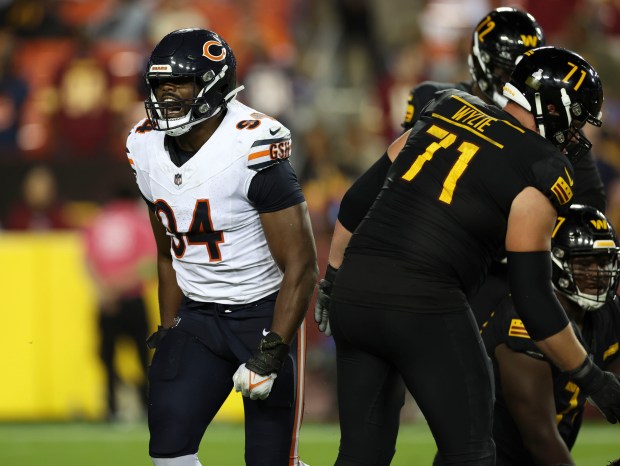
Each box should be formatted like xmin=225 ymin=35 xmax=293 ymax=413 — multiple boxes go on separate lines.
xmin=126 ymin=28 xmax=318 ymax=466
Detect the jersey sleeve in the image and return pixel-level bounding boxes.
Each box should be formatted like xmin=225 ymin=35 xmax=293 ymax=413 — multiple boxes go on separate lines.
xmin=248 ymin=160 xmax=305 ymax=213
xmin=244 ymin=117 xmax=303 ymax=211
xmin=402 ymin=82 xmax=445 ymax=131
xmin=402 ymin=81 xmax=471 ymax=131
xmin=246 ymin=123 xmax=292 ymax=172
xmin=530 ymin=150 xmax=575 ymax=212
xmin=126 ymin=119 xmax=154 ymax=203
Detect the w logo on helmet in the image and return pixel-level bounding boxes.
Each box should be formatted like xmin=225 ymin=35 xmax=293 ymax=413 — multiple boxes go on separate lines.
xmin=590 ymin=219 xmax=608 ymax=230
xmin=203 ymin=40 xmax=227 ymax=61
xmin=520 ymin=35 xmax=539 ymax=47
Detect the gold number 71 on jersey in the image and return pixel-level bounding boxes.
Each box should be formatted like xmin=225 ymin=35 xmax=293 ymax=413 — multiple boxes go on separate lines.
xmin=401 ymin=124 xmax=480 ymax=204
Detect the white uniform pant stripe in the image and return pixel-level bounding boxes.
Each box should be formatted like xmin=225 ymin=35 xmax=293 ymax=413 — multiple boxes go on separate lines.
xmin=290 ymin=320 xmax=307 ymax=466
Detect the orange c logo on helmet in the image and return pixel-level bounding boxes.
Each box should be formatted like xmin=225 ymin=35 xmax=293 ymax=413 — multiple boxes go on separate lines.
xmin=202 ymin=40 xmax=226 ymax=61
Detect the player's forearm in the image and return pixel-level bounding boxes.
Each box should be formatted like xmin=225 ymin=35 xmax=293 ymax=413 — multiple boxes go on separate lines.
xmin=517 ymin=422 xmax=574 ymax=466
xmin=525 ymin=437 xmax=574 ymax=466
xmin=156 ymin=255 xmax=183 ymax=328
xmin=328 ymin=221 xmax=353 ymax=269
xmin=270 ymin=261 xmax=318 ymax=344
xmin=535 ymin=324 xmax=588 ymax=372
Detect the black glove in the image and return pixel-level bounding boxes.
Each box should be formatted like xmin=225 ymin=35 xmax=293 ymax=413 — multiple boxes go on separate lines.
xmin=146 ymin=326 xmax=169 ymax=349
xmin=314 ymin=264 xmax=338 ymax=336
xmin=566 ymin=356 xmax=620 ymax=423
xmin=245 ymin=331 xmax=290 ymax=376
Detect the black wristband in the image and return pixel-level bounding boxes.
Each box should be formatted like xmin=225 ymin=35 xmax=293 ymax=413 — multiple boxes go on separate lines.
xmin=325 ymin=264 xmax=338 ymax=283
xmin=245 ymin=331 xmax=290 ymax=376
xmin=565 ymin=356 xmax=606 ymax=395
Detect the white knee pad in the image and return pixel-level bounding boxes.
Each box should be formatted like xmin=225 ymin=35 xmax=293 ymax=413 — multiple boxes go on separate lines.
xmin=151 ymin=453 xmax=201 ymax=466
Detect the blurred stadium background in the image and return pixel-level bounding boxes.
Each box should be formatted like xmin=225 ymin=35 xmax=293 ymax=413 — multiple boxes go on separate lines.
xmin=0 ymin=0 xmax=619 ymax=464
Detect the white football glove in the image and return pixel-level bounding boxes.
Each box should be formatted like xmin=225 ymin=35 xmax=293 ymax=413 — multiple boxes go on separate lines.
xmin=232 ymin=363 xmax=277 ymax=400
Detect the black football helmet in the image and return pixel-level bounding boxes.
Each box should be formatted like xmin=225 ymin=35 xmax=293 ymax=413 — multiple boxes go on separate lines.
xmin=551 ymin=204 xmax=619 ymax=311
xmin=469 ymin=7 xmax=545 ymax=106
xmin=503 ymin=46 xmax=603 ymax=163
xmin=144 ymin=28 xmax=243 ymax=136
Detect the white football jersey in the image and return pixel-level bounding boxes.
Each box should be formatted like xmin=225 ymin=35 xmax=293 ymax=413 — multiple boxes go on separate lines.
xmin=126 ymin=100 xmax=294 ymax=304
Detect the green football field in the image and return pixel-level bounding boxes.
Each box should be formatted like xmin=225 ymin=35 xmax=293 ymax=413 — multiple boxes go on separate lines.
xmin=0 ymin=421 xmax=618 ymax=465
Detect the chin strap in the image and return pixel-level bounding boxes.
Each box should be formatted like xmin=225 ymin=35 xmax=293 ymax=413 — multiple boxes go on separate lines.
xmin=164 ymin=110 xmax=219 ymax=136
xmin=560 ymin=88 xmax=573 ymax=127
xmin=224 ymin=85 xmax=244 ymax=103
xmin=534 ymin=92 xmax=546 ymax=138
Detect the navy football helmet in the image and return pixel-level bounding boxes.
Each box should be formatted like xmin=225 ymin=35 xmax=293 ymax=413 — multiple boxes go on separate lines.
xmin=469 ymin=7 xmax=545 ymax=106
xmin=144 ymin=28 xmax=243 ymax=136
xmin=551 ymin=204 xmax=619 ymax=311
xmin=504 ymin=46 xmax=603 ymax=163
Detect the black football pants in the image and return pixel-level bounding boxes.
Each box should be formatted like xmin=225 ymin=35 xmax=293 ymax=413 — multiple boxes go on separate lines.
xmin=330 ymin=301 xmax=495 ymax=466
xmin=148 ymin=294 xmax=305 ymax=466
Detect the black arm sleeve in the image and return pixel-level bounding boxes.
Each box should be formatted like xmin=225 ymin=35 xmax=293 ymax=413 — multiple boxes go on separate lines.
xmin=337 ymin=153 xmax=392 ymax=232
xmin=507 ymin=251 xmax=570 ymax=341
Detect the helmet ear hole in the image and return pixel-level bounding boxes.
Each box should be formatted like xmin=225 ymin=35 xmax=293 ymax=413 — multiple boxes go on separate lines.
xmin=571 ymin=102 xmax=583 ymax=118
xmin=202 ymin=70 xmax=215 ymax=83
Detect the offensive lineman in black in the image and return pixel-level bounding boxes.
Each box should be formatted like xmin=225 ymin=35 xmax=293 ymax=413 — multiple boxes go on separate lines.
xmin=402 ymin=7 xmax=605 ymax=213
xmin=404 ymin=8 xmax=606 ymax=328
xmin=313 ymin=8 xmax=607 ymax=339
xmin=481 ymin=205 xmax=620 ymax=465
xmin=326 ymin=47 xmax=620 ymax=466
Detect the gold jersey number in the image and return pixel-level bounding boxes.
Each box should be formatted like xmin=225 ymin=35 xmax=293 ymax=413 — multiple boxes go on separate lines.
xmin=401 ymin=124 xmax=480 ymax=204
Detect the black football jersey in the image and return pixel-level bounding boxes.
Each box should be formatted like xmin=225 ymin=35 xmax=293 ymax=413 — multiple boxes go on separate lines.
xmin=333 ymin=89 xmax=574 ymax=312
xmin=481 ymin=295 xmax=620 ymax=465
xmin=402 ymin=80 xmax=605 ymax=212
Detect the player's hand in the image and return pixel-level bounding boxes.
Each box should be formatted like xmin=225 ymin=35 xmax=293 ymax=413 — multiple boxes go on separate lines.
xmin=232 ymin=331 xmax=289 ymax=400
xmin=587 ymin=371 xmax=620 ymax=423
xmin=314 ymin=264 xmax=338 ymax=337
xmin=567 ymin=357 xmax=620 ymax=423
xmin=232 ymin=364 xmax=278 ymax=400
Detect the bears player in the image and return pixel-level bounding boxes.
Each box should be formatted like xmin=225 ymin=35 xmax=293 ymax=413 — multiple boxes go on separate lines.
xmin=481 ymin=204 xmax=620 ymax=465
xmin=325 ymin=47 xmax=620 ymax=465
xmin=126 ymin=28 xmax=318 ymax=466
xmin=315 ymin=6 xmax=606 ymax=336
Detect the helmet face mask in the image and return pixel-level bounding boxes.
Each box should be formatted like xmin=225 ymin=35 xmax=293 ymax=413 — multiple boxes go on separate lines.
xmin=557 ymin=123 xmax=593 ymax=162
xmin=148 ymin=76 xmax=199 ymax=123
xmin=562 ymin=254 xmax=617 ymax=310
xmin=503 ymin=46 xmax=604 ymax=164
xmin=469 ymin=7 xmax=545 ymax=106
xmin=144 ymin=28 xmax=243 ymax=137
xmin=551 ymin=205 xmax=620 ymax=311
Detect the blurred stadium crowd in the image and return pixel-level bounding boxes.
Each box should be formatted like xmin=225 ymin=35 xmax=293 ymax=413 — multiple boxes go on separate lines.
xmin=2 ymin=0 xmax=620 ymax=422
